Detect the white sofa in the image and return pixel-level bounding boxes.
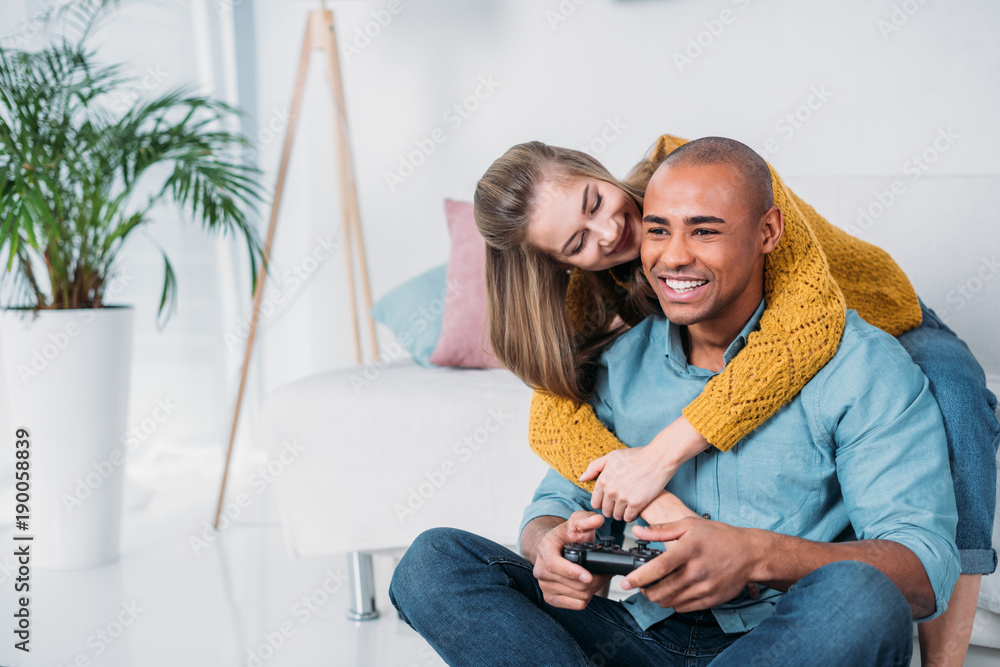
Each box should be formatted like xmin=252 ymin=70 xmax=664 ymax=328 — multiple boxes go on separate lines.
xmin=260 ymin=359 xmax=548 ymax=620
xmin=261 ymin=359 xmax=545 ymax=556
xmin=261 ymin=356 xmax=1000 ymax=646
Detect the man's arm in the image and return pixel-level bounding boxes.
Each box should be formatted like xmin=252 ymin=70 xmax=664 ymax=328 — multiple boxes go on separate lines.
xmin=818 ymin=324 xmax=960 ymax=621
xmin=749 ymin=530 xmax=934 ymax=617
xmin=520 ymin=515 xmax=564 ymax=564
xmin=622 ymin=517 xmax=935 ymax=618
xmin=623 ymin=327 xmax=960 ymax=621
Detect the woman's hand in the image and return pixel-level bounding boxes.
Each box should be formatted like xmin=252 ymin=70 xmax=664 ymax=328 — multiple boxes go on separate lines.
xmin=579 ymin=415 xmax=711 ymax=522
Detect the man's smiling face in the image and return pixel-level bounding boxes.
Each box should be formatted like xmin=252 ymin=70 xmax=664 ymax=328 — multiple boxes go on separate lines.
xmin=640 ymin=161 xmax=772 ymax=327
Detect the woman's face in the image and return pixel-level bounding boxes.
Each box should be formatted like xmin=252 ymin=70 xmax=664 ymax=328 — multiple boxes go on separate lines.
xmin=528 ymin=175 xmax=642 ymax=272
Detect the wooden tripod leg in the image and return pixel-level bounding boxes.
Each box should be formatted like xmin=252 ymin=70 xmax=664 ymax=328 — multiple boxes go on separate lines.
xmin=322 ymin=12 xmax=379 ymax=362
xmin=213 ymin=15 xmax=314 ymax=529
xmin=313 ymin=11 xmax=364 ymax=364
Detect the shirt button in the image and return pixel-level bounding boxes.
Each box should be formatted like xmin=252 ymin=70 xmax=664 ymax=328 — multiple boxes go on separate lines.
xmin=701 ymin=513 xmax=711 ymax=520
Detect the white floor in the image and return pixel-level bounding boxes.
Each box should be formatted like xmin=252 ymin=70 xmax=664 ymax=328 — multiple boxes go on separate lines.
xmin=0 ymin=463 xmax=998 ymax=667
xmin=0 ymin=461 xmax=437 ymax=667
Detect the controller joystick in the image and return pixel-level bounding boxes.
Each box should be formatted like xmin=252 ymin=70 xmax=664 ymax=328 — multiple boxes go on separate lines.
xmin=562 ymin=538 xmax=663 ymax=576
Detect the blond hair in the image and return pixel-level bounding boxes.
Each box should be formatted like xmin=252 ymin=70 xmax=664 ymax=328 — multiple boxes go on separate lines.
xmin=474 ymin=141 xmax=661 ymax=403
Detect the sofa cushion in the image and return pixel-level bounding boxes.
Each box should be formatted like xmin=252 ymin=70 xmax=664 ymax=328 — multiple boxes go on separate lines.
xmin=370 ymin=263 xmax=448 ymax=367
xmin=429 ymin=199 xmax=502 ymax=369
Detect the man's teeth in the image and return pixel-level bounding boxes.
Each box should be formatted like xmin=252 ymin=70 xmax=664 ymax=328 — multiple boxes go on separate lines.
xmin=664 ymin=279 xmax=708 ymax=293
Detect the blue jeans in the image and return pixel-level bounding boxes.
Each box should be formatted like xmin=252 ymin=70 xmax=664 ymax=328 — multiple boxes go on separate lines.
xmin=390 ymin=528 xmax=914 ymax=667
xmin=897 ymin=301 xmax=1000 ymax=575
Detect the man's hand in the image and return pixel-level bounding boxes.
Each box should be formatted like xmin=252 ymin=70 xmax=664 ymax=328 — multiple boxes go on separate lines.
xmin=619 ymin=517 xmax=760 ymax=613
xmin=579 ymin=415 xmax=710 ymax=523
xmin=531 ymin=511 xmax=613 ymax=610
xmin=639 ymin=490 xmax=700 ymax=526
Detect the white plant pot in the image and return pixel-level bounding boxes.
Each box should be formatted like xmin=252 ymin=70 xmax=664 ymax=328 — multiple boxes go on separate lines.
xmin=0 ymin=306 xmax=134 ymax=569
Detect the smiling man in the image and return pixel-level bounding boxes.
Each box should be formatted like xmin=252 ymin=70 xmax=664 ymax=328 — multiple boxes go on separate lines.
xmin=389 ymin=137 xmax=960 ymax=666
xmin=640 ymin=155 xmax=779 ymax=374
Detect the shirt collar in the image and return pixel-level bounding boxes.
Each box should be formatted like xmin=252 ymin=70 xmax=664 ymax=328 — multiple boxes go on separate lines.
xmin=664 ymin=297 xmax=767 ymax=374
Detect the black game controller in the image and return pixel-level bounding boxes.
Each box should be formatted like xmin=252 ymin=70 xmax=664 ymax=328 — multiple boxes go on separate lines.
xmin=562 ymin=536 xmax=663 ymax=576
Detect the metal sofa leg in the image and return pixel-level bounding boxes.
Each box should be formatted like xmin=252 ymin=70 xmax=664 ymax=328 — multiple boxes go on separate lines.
xmin=346 ymin=551 xmax=380 ymax=621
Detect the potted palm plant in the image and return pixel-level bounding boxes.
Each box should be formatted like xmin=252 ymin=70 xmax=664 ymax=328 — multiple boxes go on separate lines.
xmin=0 ymin=1 xmax=266 ymax=568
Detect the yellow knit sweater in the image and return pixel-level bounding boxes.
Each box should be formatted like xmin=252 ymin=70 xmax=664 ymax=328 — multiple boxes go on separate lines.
xmin=531 ymin=134 xmax=923 ymax=493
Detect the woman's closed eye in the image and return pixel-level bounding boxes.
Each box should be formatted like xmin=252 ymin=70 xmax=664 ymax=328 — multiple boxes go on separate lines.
xmin=569 ymin=231 xmax=587 ymax=256
xmin=591 ymin=193 xmax=602 ymax=215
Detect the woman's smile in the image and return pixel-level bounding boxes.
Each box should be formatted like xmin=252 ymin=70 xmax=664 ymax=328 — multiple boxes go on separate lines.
xmin=608 ymin=214 xmax=633 ymax=256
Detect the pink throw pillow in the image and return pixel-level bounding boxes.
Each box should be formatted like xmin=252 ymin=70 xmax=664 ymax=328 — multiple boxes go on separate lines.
xmin=429 ymin=199 xmax=502 ymax=369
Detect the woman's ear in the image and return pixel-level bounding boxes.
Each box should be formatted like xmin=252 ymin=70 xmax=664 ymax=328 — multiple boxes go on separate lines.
xmin=760 ymin=206 xmax=784 ymax=254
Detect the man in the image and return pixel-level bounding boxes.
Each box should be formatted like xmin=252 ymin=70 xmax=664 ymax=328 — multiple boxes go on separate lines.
xmin=389 ymin=137 xmax=960 ymax=666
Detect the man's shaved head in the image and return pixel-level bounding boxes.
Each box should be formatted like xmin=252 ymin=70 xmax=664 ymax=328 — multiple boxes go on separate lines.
xmin=658 ymin=136 xmax=773 ymax=218
xmin=639 ymin=135 xmax=785 ymax=335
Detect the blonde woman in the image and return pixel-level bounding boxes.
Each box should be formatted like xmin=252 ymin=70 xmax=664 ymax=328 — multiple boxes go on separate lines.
xmin=473 ymin=134 xmax=999 ymax=665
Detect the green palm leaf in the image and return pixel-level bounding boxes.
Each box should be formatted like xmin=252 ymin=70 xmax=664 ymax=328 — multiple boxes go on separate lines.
xmin=0 ymin=0 xmax=266 ymax=324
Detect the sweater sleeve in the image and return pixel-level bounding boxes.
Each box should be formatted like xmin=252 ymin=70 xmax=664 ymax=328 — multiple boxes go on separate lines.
xmin=529 ymin=388 xmax=627 ymax=493
xmin=528 ymin=136 xmax=923 ymax=486
xmin=789 ymin=190 xmax=921 ymax=337
xmin=681 ymin=165 xmax=849 ymax=450
xmin=683 ymin=165 xmax=921 ymax=450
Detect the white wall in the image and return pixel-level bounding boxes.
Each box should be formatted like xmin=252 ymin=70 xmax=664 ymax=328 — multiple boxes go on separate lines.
xmin=1 ymin=0 xmax=997 ymax=473
xmin=252 ymin=0 xmax=1000 ymax=388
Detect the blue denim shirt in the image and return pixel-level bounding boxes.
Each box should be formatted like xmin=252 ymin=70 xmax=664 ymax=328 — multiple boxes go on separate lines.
xmin=518 ymin=299 xmax=960 ymax=632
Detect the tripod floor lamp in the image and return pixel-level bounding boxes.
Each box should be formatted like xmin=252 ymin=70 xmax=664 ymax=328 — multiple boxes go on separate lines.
xmin=213 ymin=1 xmax=377 ymax=560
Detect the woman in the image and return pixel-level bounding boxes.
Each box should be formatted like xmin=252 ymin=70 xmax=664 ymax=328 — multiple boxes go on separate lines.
xmin=474 ymin=134 xmax=999 ymax=665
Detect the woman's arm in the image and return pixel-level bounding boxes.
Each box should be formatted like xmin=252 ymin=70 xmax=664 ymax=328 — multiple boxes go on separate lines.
xmin=528 ymin=388 xmax=624 ymax=494
xmin=682 ymin=165 xmax=921 ymax=450
xmin=681 ymin=165 xmax=849 ymax=451
xmin=789 ymin=189 xmax=921 ymax=337
xmin=528 ymin=389 xmax=700 ymax=526
xmin=532 ymin=137 xmax=922 ymax=509
xmin=577 ymin=415 xmax=710 ymax=521
xmin=528 ymin=163 xmax=848 ymax=499
xmin=539 ymin=184 xmax=852 ymax=505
